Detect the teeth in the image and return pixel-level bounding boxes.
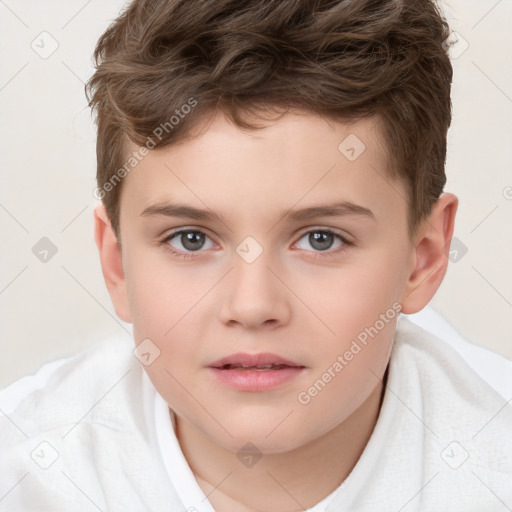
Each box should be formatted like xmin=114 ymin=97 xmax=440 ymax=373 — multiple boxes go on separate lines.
xmin=224 ymin=363 xmax=286 ymax=371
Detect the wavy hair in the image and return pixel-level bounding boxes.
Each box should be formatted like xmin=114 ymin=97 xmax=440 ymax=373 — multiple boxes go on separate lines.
xmin=86 ymin=0 xmax=453 ymax=239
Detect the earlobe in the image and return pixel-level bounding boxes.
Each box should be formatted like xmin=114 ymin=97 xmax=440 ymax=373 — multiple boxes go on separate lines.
xmin=400 ymin=193 xmax=458 ymax=314
xmin=93 ymin=204 xmax=132 ymax=323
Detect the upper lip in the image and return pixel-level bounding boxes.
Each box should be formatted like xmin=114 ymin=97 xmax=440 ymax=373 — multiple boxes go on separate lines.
xmin=208 ymin=352 xmax=304 ymax=369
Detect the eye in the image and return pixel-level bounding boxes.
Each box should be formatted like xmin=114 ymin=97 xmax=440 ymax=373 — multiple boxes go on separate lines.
xmin=295 ymin=229 xmax=349 ymax=253
xmin=162 ymin=229 xmax=215 ymax=254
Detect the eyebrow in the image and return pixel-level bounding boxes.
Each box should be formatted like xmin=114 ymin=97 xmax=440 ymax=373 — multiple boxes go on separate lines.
xmin=140 ymin=200 xmax=375 ymax=223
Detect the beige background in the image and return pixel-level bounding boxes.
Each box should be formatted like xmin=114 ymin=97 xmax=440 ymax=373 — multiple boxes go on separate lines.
xmin=0 ymin=0 xmax=511 ymax=389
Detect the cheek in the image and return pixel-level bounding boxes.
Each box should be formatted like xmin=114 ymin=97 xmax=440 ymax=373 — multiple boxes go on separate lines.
xmin=125 ymin=250 xmax=210 ymax=386
xmin=125 ymin=247 xmax=211 ymax=338
xmin=125 ymin=261 xmax=207 ymax=419
xmin=305 ymin=248 xmax=405 ymax=340
xmin=296 ymin=314 xmax=396 ymax=438
xmin=294 ymin=249 xmax=400 ymax=417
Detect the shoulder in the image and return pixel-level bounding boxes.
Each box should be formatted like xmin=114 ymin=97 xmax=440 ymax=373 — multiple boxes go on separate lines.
xmin=403 ymin=307 xmax=512 ymax=400
xmin=336 ymin=315 xmax=512 ymax=510
xmin=392 ymin=313 xmax=512 ymax=415
xmin=0 ymin=333 xmax=137 ymax=424
xmin=0 ymin=335 xmax=181 ymax=510
xmin=0 ymin=333 xmax=128 ymax=414
xmin=388 ymin=314 xmax=512 ymax=507
xmin=0 ymin=333 xmax=143 ymax=453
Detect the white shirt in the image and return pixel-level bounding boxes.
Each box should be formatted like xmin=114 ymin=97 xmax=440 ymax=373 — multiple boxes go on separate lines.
xmin=1 ymin=312 xmax=511 ymax=511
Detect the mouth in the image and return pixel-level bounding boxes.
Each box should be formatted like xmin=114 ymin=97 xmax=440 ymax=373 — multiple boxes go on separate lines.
xmin=216 ymin=363 xmax=297 ymax=371
xmin=207 ymin=353 xmax=306 ymax=391
xmin=208 ymin=352 xmax=304 ymax=370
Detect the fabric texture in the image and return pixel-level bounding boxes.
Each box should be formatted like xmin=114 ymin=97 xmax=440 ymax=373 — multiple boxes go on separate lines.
xmin=0 ymin=316 xmax=511 ymax=511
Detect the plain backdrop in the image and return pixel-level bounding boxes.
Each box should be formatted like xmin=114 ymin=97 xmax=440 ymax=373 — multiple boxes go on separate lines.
xmin=0 ymin=0 xmax=511 ymax=389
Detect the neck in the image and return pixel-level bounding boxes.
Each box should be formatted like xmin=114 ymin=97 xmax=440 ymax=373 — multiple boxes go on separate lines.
xmin=174 ymin=376 xmax=386 ymax=512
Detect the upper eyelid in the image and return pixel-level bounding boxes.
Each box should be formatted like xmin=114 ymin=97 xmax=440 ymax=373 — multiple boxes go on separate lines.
xmin=162 ymin=226 xmax=348 ymax=238
xmin=293 ymin=229 xmax=351 ymax=247
xmin=162 ymin=227 xmax=214 ymax=240
xmin=162 ymin=227 xmax=351 ymax=248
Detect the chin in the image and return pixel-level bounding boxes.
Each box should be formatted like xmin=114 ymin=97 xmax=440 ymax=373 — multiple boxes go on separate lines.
xmin=210 ymin=416 xmax=314 ymax=455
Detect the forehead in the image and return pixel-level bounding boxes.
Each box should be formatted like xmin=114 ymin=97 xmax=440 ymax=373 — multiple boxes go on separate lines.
xmin=119 ymin=110 xmax=407 ymax=231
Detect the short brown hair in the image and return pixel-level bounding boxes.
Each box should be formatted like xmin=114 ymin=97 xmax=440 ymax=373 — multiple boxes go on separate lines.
xmin=86 ymin=0 xmax=453 ymax=239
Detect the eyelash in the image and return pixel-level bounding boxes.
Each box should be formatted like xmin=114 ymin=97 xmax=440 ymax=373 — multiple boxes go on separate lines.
xmin=159 ymin=228 xmax=352 ymax=260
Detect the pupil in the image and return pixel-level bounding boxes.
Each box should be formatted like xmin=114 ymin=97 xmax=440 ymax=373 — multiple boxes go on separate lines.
xmin=309 ymin=232 xmax=333 ymax=251
xmin=182 ymin=232 xmax=204 ymax=251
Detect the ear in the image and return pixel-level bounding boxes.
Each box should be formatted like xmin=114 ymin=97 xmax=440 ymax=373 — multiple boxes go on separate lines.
xmin=93 ymin=204 xmax=132 ymax=323
xmin=400 ymin=193 xmax=458 ymax=314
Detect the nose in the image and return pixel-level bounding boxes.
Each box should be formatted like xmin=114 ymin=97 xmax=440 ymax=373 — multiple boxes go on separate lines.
xmin=218 ymin=248 xmax=291 ymax=330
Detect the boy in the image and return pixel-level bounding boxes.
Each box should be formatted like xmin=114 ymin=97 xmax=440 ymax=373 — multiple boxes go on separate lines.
xmin=1 ymin=0 xmax=511 ymax=511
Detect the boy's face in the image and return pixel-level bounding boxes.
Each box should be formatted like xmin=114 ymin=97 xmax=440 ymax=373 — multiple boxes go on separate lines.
xmin=114 ymin=110 xmax=416 ymax=452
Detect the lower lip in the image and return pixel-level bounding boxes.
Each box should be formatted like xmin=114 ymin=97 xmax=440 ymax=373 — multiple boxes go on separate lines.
xmin=207 ymin=366 xmax=305 ymax=391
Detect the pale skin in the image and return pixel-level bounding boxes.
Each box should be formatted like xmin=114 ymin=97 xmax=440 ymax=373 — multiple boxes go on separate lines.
xmin=94 ymin=109 xmax=457 ymax=512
